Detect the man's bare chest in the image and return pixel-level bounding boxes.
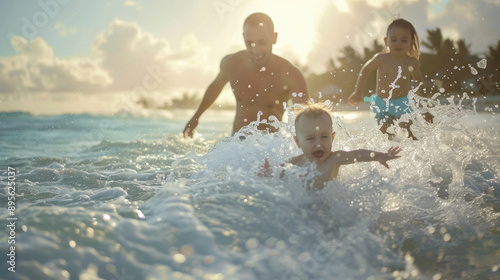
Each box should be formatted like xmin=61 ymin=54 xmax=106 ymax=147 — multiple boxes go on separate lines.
xmin=229 ymin=72 xmax=289 ymax=102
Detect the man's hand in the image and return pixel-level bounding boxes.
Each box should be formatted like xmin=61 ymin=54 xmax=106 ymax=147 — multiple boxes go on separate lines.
xmin=378 ymin=146 xmax=402 ymax=168
xmin=183 ymin=118 xmax=198 ymax=138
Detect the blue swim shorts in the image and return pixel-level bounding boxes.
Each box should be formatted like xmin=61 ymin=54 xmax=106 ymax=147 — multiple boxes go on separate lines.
xmin=367 ymin=94 xmax=411 ymax=123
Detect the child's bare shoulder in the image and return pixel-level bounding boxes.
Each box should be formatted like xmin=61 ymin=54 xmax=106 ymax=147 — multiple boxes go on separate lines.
xmin=408 ymin=56 xmax=420 ymax=65
xmin=288 ymin=154 xmax=304 ymax=165
xmin=375 ymin=52 xmax=391 ymax=59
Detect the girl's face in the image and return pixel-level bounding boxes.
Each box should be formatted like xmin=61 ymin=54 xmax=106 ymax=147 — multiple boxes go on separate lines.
xmin=384 ymin=26 xmax=413 ymax=57
xmin=293 ymin=114 xmax=335 ymax=164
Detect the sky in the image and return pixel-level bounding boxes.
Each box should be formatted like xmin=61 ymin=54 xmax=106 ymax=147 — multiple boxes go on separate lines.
xmin=0 ymin=0 xmax=499 ymax=115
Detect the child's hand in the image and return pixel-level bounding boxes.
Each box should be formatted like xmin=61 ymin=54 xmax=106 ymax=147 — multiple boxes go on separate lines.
xmin=348 ymin=91 xmax=363 ymax=105
xmin=378 ymin=146 xmax=402 ymax=168
xmin=423 ymin=112 xmax=434 ymax=123
xmin=258 ymin=158 xmax=272 ymax=177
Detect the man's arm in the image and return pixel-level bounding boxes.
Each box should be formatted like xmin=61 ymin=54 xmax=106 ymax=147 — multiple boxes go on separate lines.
xmin=348 ymin=53 xmax=381 ymax=105
xmin=183 ymin=57 xmax=230 ymax=138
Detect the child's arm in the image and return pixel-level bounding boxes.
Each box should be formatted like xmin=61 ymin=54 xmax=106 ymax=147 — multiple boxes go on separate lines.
xmin=410 ymin=58 xmax=425 ymax=96
xmin=258 ymin=156 xmax=300 ymax=177
xmin=332 ymin=146 xmax=402 ymax=168
xmin=348 ymin=53 xmax=382 ymax=105
xmin=410 ymin=59 xmax=434 ymax=123
xmin=258 ymin=158 xmax=273 ymax=177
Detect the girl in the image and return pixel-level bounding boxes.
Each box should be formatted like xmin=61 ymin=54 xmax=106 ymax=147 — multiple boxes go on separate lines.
xmin=348 ymin=18 xmax=433 ymax=140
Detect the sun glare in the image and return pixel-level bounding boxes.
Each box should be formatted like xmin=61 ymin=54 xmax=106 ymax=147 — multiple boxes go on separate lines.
xmin=244 ymin=0 xmax=328 ymax=65
xmin=332 ymin=0 xmax=350 ymax=12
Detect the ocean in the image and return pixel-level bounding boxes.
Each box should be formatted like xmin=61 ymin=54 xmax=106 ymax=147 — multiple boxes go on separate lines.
xmin=1 ymin=97 xmax=500 ymax=280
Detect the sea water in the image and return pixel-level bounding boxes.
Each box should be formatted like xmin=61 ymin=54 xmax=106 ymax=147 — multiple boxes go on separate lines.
xmin=0 ymin=97 xmax=500 ymax=280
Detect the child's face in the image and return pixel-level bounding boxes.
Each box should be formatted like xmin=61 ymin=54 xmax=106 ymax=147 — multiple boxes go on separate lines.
xmin=294 ymin=114 xmax=335 ymax=164
xmin=384 ymin=27 xmax=412 ymax=57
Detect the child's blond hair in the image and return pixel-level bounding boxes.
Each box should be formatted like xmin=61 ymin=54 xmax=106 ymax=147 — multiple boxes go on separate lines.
xmin=294 ymin=104 xmax=332 ymax=135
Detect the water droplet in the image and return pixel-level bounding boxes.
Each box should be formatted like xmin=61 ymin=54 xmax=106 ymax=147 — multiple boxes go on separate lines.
xmin=428 ymin=227 xmax=435 ymax=234
xmin=443 ymin=233 xmax=451 ymax=242
xmin=136 ymin=209 xmax=145 ymax=219
xmin=173 ymin=253 xmax=186 ymax=264
xmin=470 ymin=66 xmax=478 ymax=75
xmin=477 ymin=58 xmax=487 ymax=69
xmin=245 ymin=238 xmax=259 ymax=250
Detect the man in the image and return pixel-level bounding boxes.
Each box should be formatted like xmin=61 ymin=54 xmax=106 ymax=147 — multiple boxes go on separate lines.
xmin=183 ymin=12 xmax=309 ymax=138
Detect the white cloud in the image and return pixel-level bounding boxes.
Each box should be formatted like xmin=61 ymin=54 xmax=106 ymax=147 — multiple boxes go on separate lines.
xmin=92 ymin=19 xmax=213 ymax=94
xmin=54 ymin=22 xmax=78 ymax=37
xmin=0 ymin=19 xmax=216 ymax=95
xmin=123 ymin=0 xmax=141 ymax=9
xmin=0 ymin=36 xmax=111 ymax=92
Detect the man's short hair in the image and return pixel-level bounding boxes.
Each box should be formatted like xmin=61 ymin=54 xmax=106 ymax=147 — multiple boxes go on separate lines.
xmin=243 ymin=12 xmax=274 ymax=34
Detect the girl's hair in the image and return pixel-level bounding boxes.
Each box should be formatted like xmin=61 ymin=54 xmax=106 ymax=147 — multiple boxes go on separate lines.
xmin=386 ymin=18 xmax=420 ymax=59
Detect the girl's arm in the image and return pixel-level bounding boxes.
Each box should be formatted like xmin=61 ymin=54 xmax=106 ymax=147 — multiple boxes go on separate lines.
xmin=348 ymin=53 xmax=382 ymax=105
xmin=410 ymin=58 xmax=434 ymax=122
xmin=410 ymin=58 xmax=426 ymax=96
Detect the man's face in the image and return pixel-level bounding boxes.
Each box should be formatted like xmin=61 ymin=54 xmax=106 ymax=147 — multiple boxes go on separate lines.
xmin=294 ymin=113 xmax=334 ymax=164
xmin=243 ymin=24 xmax=277 ymax=68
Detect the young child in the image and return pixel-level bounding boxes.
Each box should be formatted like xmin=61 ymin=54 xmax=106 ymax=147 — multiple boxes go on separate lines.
xmin=260 ymin=105 xmax=401 ymax=190
xmin=348 ymin=18 xmax=433 ymax=140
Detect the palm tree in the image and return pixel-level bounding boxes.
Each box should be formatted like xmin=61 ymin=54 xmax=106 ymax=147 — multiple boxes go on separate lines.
xmin=483 ymin=40 xmax=500 ymax=95
xmin=486 ymin=40 xmax=500 ymax=72
xmin=421 ymin=28 xmax=477 ymax=94
xmin=422 ymin=28 xmax=444 ymax=54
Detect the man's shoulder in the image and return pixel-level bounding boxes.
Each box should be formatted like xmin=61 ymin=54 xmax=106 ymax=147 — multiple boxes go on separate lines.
xmin=272 ymin=54 xmax=297 ymax=67
xmin=223 ymin=51 xmax=246 ymax=62
xmin=220 ymin=51 xmax=247 ymax=68
xmin=270 ymin=55 xmax=303 ymax=76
